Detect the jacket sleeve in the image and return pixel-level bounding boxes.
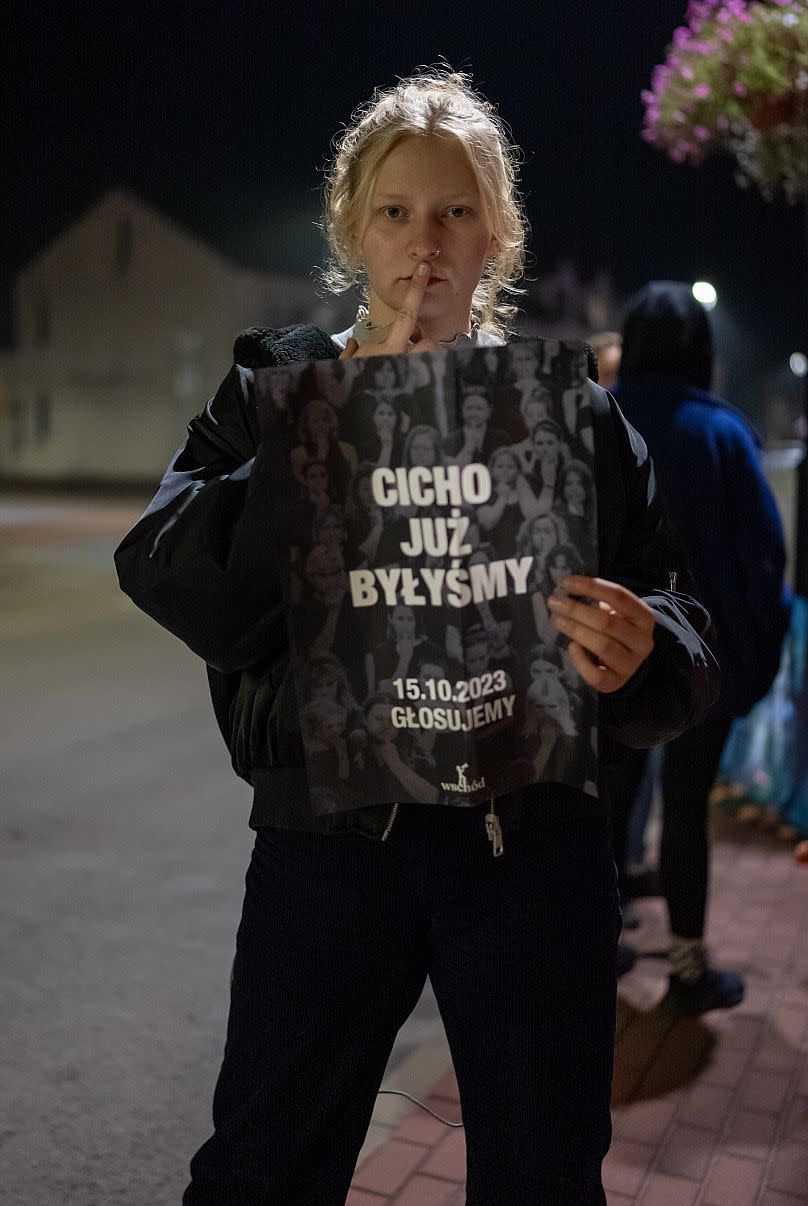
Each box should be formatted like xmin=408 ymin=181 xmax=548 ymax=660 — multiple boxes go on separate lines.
xmin=114 ymin=364 xmax=288 ymax=675
xmin=598 ymin=394 xmax=720 ymax=748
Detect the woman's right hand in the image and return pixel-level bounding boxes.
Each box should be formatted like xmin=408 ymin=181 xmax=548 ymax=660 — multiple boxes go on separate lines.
xmin=339 ymin=263 xmax=440 ymax=359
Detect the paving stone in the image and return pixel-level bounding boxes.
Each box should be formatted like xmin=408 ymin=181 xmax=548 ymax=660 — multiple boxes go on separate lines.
xmin=739 ymin=1067 xmax=793 ymax=1114
xmin=759 ymin=1191 xmax=808 ymax=1206
xmin=352 ymin=1139 xmax=428 ymax=1196
xmin=601 ymin=1139 xmax=655 ymax=1197
xmin=700 ymin=1042 xmax=750 ymax=1088
xmin=430 ymin=1068 xmax=460 ymax=1104
xmin=702 ymin=1153 xmax=765 ymax=1206
xmin=393 ymin=1103 xmax=455 ymax=1147
xmin=681 ymin=1082 xmax=733 ymax=1130
xmin=635 ymin=1172 xmax=700 ymax=1206
xmin=722 ymin=1107 xmax=779 ymax=1162
xmin=346 ymin=1191 xmax=388 ymax=1206
xmin=657 ymin=1123 xmax=713 ymax=1181
xmin=611 ymin=1093 xmax=678 ymax=1143
xmin=419 ymin=1128 xmax=467 ymax=1183
xmin=768 ymin=1142 xmax=808 ymax=1197
xmin=390 ymin=1174 xmax=459 ymax=1205
xmin=783 ymin=1096 xmax=808 ymax=1143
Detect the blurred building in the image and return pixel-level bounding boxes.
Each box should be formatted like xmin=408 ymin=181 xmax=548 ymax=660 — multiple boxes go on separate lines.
xmin=0 ymin=189 xmax=344 ymax=484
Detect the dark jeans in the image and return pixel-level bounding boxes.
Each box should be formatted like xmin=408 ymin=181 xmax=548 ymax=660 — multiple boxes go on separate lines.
xmin=183 ymin=797 xmax=620 ymax=1206
xmin=608 ymin=708 xmax=734 ymax=938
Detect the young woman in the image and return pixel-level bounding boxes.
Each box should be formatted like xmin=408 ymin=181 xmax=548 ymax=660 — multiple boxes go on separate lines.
xmin=290 ymin=396 xmax=358 ymax=502
xmin=115 ymin=69 xmax=718 ymax=1206
xmin=358 ymin=395 xmax=406 ymax=466
xmin=510 ymin=383 xmax=553 ymax=473
xmin=364 ymin=602 xmax=441 ymax=696
xmin=478 ymin=445 xmax=541 ymax=546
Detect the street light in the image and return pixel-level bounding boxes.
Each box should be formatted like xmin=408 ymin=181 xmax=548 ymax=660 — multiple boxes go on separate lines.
xmin=790 ymin=352 xmax=808 ymax=378
xmin=692 ymin=281 xmax=718 ymax=310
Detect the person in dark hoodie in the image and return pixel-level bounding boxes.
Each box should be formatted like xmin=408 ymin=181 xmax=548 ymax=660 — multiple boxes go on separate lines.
xmin=115 ymin=76 xmax=719 ymax=1205
xmin=611 ymin=280 xmax=790 ymax=1015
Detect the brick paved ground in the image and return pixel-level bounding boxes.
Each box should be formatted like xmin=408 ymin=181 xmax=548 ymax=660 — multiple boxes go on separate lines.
xmin=350 ymin=805 xmax=808 ymax=1204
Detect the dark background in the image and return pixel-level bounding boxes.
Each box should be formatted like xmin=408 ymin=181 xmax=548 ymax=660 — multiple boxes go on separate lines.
xmin=4 ymin=0 xmax=805 ymax=414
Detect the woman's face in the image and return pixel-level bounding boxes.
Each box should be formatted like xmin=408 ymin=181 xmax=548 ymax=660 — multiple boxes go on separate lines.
xmin=359 ymin=134 xmax=499 ymax=342
xmin=304 ymin=546 xmax=345 ymax=598
xmin=391 ymin=605 xmax=416 ymax=640
xmin=549 ymin=552 xmax=572 ymax=584
xmin=523 ymin=396 xmax=548 ymax=431
xmin=465 ymin=639 xmax=490 ymax=677
xmin=374 ymin=361 xmax=397 ymax=390
xmin=491 ymin=452 xmax=517 ymax=485
xmin=320 ymin=702 xmax=346 ymax=742
xmin=374 ymin=400 xmax=397 ymax=435
xmin=463 ymin=395 xmax=490 ymax=427
xmin=511 ymin=346 xmax=538 ymax=378
xmin=319 ymin=514 xmax=345 ymax=545
xmin=311 ymin=673 xmax=339 ymax=703
xmin=533 ymin=428 xmax=560 ymax=460
xmin=305 ymin=464 xmax=329 ymax=496
xmin=409 ymin=431 xmax=436 ymax=467
xmin=418 ymin=662 xmax=445 ymax=692
xmin=366 ymin=701 xmax=394 ymax=741
xmin=563 ymin=470 xmax=586 ymax=510
xmin=532 ymin=518 xmax=557 ymax=554
xmin=356 ymin=474 xmax=374 ymax=507
xmin=529 ymin=660 xmax=567 ymax=714
xmin=308 ymin=405 xmax=332 ymax=443
xmin=269 ymin=371 xmax=291 ymax=404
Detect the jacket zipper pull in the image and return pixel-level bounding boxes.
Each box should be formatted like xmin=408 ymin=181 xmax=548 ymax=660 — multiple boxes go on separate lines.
xmin=381 ymin=802 xmax=399 ymax=841
xmin=668 ymin=570 xmax=677 ymax=592
xmin=484 ymin=800 xmax=504 ymax=858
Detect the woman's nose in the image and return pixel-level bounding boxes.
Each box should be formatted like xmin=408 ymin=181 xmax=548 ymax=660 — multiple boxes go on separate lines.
xmin=408 ymin=221 xmax=442 ymax=260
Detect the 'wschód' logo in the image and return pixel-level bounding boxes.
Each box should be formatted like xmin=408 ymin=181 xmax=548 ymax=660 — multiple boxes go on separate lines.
xmin=441 ymin=763 xmax=486 ymax=793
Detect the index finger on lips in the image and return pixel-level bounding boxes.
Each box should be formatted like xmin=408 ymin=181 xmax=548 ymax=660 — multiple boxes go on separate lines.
xmin=387 ymin=262 xmax=430 ymax=350
xmin=558 ymin=576 xmax=656 ymax=630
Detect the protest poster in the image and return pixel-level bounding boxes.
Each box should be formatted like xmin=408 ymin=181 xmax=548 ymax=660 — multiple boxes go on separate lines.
xmin=255 ymin=339 xmax=599 ymax=816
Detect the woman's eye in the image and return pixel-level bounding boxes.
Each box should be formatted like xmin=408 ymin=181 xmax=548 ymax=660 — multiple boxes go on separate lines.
xmin=384 ymin=207 xmax=404 ymax=220
xmin=447 ymin=206 xmax=470 ymax=218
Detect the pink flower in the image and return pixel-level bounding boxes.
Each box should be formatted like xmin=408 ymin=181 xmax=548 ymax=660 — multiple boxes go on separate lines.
xmin=734 ymin=81 xmax=748 ymax=95
xmin=694 ymin=125 xmax=712 ymax=140
xmin=673 ymin=25 xmax=692 ymax=48
xmin=682 ymin=65 xmax=695 ymax=80
xmin=694 ymin=82 xmax=712 ymax=98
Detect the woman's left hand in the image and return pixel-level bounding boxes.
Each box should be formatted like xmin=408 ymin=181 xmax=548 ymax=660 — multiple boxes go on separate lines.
xmin=547 ymin=576 xmax=655 ymax=694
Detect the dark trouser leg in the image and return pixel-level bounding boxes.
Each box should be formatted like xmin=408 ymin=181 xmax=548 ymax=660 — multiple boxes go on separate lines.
xmin=183 ymin=827 xmax=429 ymax=1206
xmin=660 ymin=709 xmax=735 ymax=939
xmin=603 ymin=748 xmax=650 ymax=884
xmin=428 ymin=807 xmax=620 ymax=1206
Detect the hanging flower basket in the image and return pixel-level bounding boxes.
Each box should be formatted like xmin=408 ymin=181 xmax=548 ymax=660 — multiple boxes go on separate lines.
xmin=643 ymin=0 xmax=808 ymax=202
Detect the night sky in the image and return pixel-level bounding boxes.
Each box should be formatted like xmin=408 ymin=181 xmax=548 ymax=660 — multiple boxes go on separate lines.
xmin=4 ymin=0 xmax=806 ymax=407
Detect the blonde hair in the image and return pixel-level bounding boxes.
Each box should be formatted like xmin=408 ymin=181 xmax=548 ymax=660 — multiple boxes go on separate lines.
xmin=321 ymin=67 xmax=527 ymax=340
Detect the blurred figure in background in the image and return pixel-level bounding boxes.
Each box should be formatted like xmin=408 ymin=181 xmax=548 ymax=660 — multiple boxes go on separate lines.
xmin=588 ymin=330 xmax=622 ymax=391
xmin=610 ymin=280 xmax=790 ymax=1015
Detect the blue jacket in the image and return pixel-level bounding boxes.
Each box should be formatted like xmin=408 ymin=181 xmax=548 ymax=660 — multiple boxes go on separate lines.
xmin=614 ymin=372 xmax=790 ymax=718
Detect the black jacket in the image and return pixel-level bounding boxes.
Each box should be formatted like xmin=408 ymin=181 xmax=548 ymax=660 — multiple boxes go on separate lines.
xmin=114 ymin=324 xmax=720 ymax=838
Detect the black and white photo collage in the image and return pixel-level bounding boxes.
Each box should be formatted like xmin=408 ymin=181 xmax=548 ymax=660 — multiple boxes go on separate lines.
xmin=255 ymin=340 xmax=599 ymax=816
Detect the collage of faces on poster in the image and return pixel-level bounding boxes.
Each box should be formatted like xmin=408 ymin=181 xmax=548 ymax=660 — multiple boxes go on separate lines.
xmin=256 ymin=341 xmax=600 ymax=816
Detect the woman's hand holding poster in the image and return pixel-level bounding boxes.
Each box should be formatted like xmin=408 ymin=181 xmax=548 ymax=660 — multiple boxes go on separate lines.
xmin=255 ymin=340 xmax=599 ymax=816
